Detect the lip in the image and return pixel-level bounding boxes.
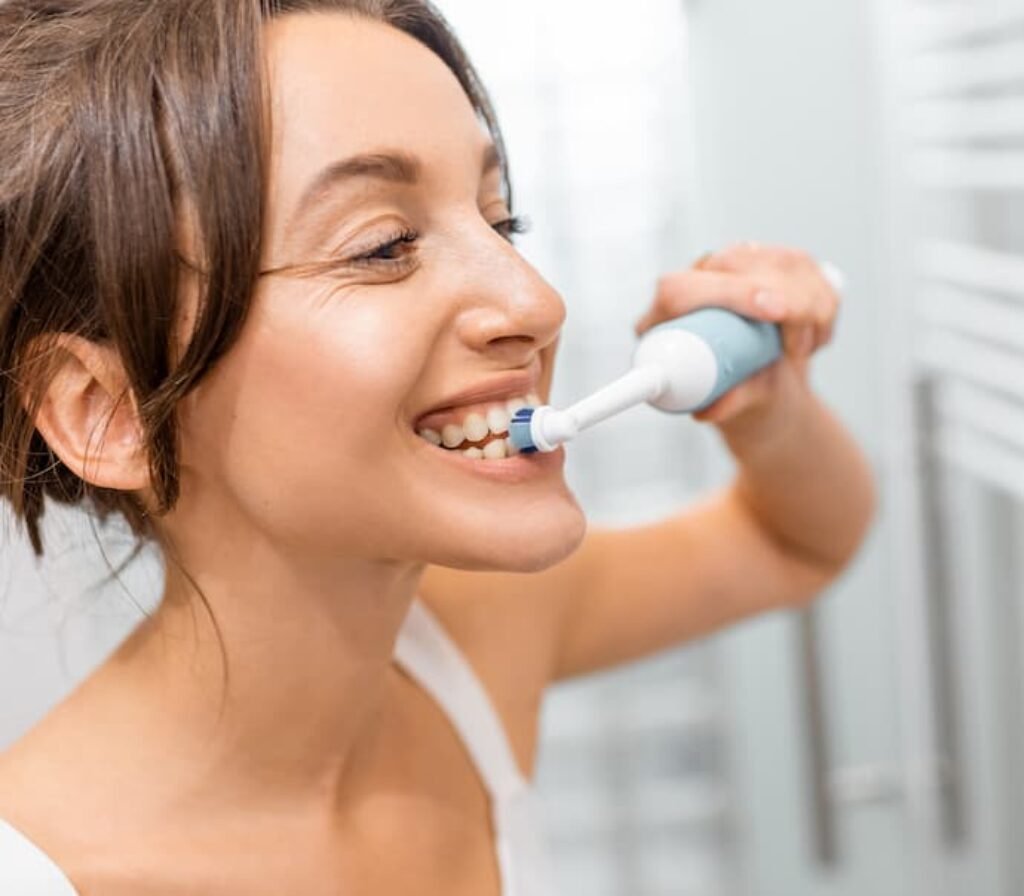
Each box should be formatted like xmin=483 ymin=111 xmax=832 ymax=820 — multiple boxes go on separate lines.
xmin=413 ymin=362 xmax=542 ymax=431
xmin=416 ymin=436 xmax=566 ymax=483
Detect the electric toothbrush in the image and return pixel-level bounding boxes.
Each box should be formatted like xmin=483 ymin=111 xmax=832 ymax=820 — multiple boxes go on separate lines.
xmin=509 ymin=262 xmax=846 ymax=454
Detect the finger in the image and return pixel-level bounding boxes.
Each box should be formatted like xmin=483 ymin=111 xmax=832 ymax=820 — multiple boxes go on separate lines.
xmin=692 ymin=365 xmax=778 ymax=424
xmin=698 ymin=247 xmax=840 ymax=355
xmin=816 ymin=318 xmax=835 ymax=350
xmin=644 ymin=269 xmax=787 ymax=329
xmin=783 ymin=323 xmax=815 ymax=358
xmin=799 ymin=324 xmax=816 ymax=357
xmin=809 ymin=286 xmax=840 ymax=351
xmin=790 ymin=352 xmax=810 ymax=381
xmin=808 ymin=304 xmax=833 ymax=351
xmin=693 ymin=387 xmax=751 ymax=424
xmin=703 ymin=242 xmax=804 ymax=276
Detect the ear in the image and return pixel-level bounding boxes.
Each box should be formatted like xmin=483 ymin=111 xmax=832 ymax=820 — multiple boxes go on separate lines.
xmin=27 ymin=333 xmax=150 ymax=492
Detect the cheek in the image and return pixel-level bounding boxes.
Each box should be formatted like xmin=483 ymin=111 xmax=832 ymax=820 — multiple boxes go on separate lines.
xmin=177 ymin=293 xmax=428 ymax=543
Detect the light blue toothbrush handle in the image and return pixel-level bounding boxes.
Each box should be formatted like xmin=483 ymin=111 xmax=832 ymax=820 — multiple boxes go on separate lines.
xmin=647 ymin=308 xmax=782 ymax=412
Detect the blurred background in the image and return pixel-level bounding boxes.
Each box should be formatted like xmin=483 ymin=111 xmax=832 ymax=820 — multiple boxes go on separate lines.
xmin=3 ymin=0 xmax=1024 ymax=894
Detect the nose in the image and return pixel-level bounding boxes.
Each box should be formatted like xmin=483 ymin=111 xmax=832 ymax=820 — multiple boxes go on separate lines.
xmin=452 ymin=235 xmax=567 ymax=363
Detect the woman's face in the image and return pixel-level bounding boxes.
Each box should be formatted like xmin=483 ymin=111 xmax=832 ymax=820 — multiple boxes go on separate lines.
xmin=168 ymin=13 xmax=585 ymax=572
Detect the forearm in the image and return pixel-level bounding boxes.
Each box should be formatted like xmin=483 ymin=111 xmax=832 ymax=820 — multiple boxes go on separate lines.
xmin=719 ymin=370 xmax=876 ymax=574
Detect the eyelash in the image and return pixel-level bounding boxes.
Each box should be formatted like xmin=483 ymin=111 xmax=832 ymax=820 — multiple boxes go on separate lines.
xmin=351 ymin=215 xmax=532 ymax=267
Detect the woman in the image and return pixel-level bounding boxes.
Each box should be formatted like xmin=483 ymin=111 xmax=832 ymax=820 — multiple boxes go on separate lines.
xmin=0 ymin=0 xmax=875 ymax=893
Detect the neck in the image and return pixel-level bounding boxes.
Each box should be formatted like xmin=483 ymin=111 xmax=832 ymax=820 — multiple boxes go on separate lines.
xmin=95 ymin=527 xmax=425 ymax=816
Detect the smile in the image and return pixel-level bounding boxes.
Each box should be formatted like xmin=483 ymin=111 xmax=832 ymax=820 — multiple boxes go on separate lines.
xmin=416 ymin=393 xmax=541 ymax=460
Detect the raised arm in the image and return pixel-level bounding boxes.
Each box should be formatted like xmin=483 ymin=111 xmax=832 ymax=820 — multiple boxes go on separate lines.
xmin=552 ymin=243 xmax=876 ymax=678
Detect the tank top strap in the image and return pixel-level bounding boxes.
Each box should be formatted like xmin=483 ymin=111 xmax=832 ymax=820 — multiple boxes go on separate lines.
xmin=393 ymin=598 xmax=528 ymax=804
xmin=0 ymin=818 xmax=79 ymax=895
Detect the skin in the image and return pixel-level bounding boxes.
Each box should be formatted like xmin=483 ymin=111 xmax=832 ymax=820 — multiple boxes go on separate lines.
xmin=0 ymin=13 xmax=875 ymax=896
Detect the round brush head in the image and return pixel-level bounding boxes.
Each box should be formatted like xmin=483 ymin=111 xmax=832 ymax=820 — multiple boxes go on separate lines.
xmin=509 ymin=407 xmax=539 ymax=454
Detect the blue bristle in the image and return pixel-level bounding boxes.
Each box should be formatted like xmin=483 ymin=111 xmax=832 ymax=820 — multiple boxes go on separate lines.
xmin=509 ymin=407 xmax=538 ymax=453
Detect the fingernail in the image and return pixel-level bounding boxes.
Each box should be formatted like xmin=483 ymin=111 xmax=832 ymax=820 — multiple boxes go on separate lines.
xmin=754 ymin=290 xmax=785 ymax=317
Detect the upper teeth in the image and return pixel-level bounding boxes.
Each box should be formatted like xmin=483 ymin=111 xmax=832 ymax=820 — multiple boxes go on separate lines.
xmin=417 ymin=393 xmax=540 ymax=459
xmin=462 ymin=412 xmax=490 ymax=443
xmin=486 ymin=406 xmax=510 ymax=435
xmin=441 ymin=423 xmax=465 ymax=449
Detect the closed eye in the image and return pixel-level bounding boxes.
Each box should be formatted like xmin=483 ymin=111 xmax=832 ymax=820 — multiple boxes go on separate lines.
xmin=492 ymin=215 xmax=531 ymax=243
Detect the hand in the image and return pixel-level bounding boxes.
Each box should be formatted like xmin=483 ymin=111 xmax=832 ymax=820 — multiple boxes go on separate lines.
xmin=633 ymin=242 xmax=841 ymax=426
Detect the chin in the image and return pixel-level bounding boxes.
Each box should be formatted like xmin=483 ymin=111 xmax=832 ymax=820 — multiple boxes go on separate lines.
xmin=472 ymin=503 xmax=588 ymax=573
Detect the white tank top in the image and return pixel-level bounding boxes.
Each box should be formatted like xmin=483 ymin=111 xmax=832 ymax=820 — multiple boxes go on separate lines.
xmin=0 ymin=597 xmax=556 ymax=895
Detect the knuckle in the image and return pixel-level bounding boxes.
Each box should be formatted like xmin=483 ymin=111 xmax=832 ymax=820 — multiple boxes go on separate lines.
xmin=772 ymin=247 xmax=809 ymax=274
xmin=786 ymin=294 xmax=810 ymax=318
xmin=778 ymin=248 xmax=804 ymax=270
xmin=655 ymin=271 xmax=694 ymax=311
xmin=748 ymin=283 xmax=777 ymax=310
xmin=654 ymin=273 xmax=677 ymax=302
xmin=820 ymin=292 xmax=840 ymax=320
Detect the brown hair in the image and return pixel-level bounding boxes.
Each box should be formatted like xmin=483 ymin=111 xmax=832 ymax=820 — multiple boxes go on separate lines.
xmin=0 ymin=0 xmax=508 ymax=558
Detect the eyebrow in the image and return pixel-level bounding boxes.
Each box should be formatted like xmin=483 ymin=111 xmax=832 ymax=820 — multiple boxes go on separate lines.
xmin=290 ymin=143 xmax=504 ymax=226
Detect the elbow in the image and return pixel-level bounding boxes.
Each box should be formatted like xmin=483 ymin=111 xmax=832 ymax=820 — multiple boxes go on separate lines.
xmin=837 ymin=457 xmax=880 ymax=573
xmin=793 ymin=469 xmax=879 ymax=609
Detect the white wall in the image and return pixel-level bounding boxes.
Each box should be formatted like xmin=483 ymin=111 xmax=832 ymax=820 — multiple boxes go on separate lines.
xmin=685 ymin=1 xmax=909 ymax=894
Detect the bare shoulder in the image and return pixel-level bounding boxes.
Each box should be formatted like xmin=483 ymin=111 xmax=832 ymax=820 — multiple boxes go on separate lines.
xmin=0 ymin=718 xmax=86 ymax=882
xmin=0 ymin=714 xmax=71 ymax=816
xmin=0 ymin=677 xmax=147 ymax=876
xmin=0 ymin=699 xmax=182 ymax=896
